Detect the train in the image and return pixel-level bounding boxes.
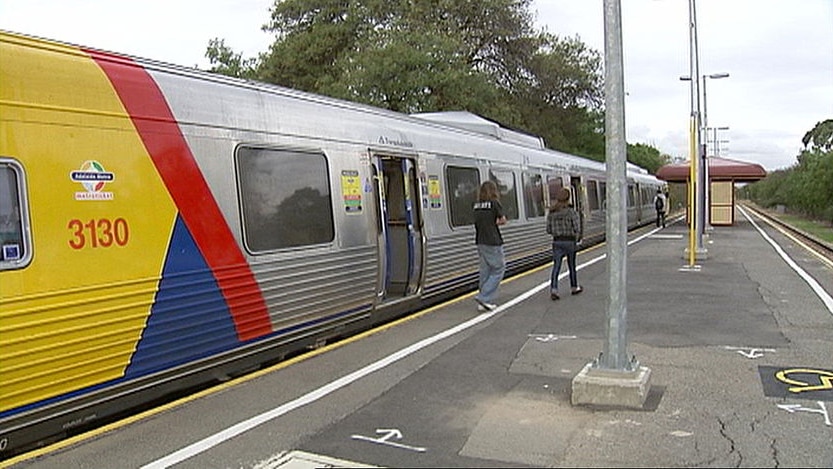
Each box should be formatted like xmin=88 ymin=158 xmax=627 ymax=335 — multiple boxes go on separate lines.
xmin=0 ymin=30 xmax=664 ymax=457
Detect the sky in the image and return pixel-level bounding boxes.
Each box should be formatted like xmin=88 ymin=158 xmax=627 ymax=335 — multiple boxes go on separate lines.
xmin=1 ymin=0 xmax=831 ymax=171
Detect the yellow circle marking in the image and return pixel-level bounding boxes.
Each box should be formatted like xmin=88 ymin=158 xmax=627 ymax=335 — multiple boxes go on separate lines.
xmin=775 ymin=368 xmax=833 ymax=393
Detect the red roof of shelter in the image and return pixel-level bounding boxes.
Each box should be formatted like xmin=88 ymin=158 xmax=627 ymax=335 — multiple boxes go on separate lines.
xmin=656 ymin=157 xmax=767 ymax=182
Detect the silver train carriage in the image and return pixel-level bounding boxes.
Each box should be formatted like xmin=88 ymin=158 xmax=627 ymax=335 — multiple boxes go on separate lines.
xmin=0 ymin=31 xmax=663 ymax=456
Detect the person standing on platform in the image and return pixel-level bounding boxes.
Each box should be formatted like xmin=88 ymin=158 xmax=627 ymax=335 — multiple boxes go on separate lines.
xmin=547 ymin=187 xmax=582 ymax=300
xmin=653 ymin=187 xmax=667 ymax=228
xmin=473 ymin=180 xmax=507 ymax=311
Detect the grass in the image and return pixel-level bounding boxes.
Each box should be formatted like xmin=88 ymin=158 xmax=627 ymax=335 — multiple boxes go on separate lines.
xmin=769 ymin=212 xmax=833 ymax=244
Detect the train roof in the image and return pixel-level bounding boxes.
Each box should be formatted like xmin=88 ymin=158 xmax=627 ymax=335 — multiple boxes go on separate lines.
xmin=2 ymin=29 xmax=660 ymax=184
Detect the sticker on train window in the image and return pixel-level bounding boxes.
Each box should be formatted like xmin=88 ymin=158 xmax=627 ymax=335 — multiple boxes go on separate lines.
xmin=0 ymin=158 xmax=32 ymax=269
xmin=341 ymin=170 xmax=363 ymax=214
xmin=2 ymin=244 xmax=21 ymax=261
xmin=428 ymin=175 xmax=442 ymax=209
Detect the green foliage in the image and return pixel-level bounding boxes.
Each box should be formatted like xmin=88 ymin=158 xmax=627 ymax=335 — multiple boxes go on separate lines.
xmin=511 ymin=33 xmax=604 ymax=158
xmin=205 ymin=38 xmax=258 ymax=79
xmin=742 ymin=118 xmax=833 ymax=224
xmin=801 ymin=119 xmax=833 ymax=153
xmin=203 ymin=0 xmax=657 ymax=163
xmin=626 ymin=142 xmax=669 ymax=174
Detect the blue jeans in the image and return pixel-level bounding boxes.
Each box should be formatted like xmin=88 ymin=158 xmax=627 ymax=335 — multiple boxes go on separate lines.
xmin=476 ymin=244 xmax=505 ymax=304
xmin=551 ymin=240 xmax=578 ymax=293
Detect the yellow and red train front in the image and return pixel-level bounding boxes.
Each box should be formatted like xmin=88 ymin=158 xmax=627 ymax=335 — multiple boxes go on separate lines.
xmin=0 ymin=33 xmax=272 ymax=419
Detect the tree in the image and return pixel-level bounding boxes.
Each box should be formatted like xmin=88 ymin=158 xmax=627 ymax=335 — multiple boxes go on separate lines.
xmin=205 ymin=38 xmax=258 ymax=79
xmin=204 ymin=0 xmax=611 ymax=159
xmin=801 ymin=119 xmax=833 ymax=153
xmin=512 ymin=33 xmax=604 ymax=158
xmin=745 ymin=118 xmax=833 ymax=223
xmin=626 ymin=143 xmax=669 ymax=174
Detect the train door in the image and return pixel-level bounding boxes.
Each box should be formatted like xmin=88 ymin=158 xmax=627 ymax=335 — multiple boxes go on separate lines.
xmin=570 ymin=176 xmax=585 ymax=232
xmin=373 ymin=155 xmax=424 ymax=300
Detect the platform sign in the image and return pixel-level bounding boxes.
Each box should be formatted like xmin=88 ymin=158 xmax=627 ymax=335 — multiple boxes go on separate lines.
xmin=759 ymin=366 xmax=833 ymax=402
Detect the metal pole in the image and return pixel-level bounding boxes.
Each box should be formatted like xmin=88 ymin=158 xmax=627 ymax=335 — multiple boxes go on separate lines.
xmin=702 ymin=76 xmax=712 ymax=233
xmin=685 ymin=0 xmax=703 ymax=263
xmin=713 ymin=127 xmax=718 ymax=156
xmin=701 ymin=73 xmax=729 ymax=233
xmin=712 ymin=126 xmax=729 ymax=157
xmin=600 ymin=0 xmax=630 ymax=371
xmin=691 ymin=0 xmax=705 ymax=256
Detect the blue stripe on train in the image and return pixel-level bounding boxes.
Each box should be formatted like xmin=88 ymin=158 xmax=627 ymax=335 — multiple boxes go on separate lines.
xmin=125 ymin=215 xmax=240 ymax=378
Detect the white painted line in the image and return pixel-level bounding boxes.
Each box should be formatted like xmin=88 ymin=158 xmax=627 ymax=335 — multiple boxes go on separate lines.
xmin=739 ymin=206 xmax=833 ymax=315
xmin=650 ymin=234 xmax=684 ymax=239
xmin=142 ymin=229 xmax=658 ymax=468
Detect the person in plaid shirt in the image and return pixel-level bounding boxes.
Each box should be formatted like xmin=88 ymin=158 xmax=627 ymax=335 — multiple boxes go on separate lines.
xmin=546 ymin=187 xmax=583 ymax=300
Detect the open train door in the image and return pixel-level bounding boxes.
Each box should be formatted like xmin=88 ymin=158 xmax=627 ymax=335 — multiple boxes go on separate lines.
xmin=372 ymin=154 xmax=425 ymax=300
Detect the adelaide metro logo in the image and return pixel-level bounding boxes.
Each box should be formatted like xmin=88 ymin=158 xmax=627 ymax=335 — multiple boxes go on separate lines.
xmin=71 ymin=160 xmax=115 ymax=200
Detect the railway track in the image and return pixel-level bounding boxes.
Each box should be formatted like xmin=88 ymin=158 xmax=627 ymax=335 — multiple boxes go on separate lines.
xmin=742 ymin=203 xmax=833 ymax=265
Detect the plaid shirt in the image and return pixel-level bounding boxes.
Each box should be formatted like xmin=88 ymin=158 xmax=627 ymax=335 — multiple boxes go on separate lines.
xmin=546 ymin=207 xmax=581 ymax=241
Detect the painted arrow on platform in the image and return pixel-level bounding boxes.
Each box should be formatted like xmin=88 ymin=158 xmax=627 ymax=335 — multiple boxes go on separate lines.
xmin=529 ymin=334 xmax=577 ymax=343
xmin=777 ymin=402 xmax=831 ymax=426
xmin=351 ymin=428 xmax=427 ymax=452
xmin=722 ymin=346 xmax=776 ymax=359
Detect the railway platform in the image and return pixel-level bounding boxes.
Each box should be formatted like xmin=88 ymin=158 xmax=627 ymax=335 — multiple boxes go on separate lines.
xmin=5 ymin=205 xmax=833 ymax=468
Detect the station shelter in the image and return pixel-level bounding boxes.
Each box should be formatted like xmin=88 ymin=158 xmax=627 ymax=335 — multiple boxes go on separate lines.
xmin=656 ymin=157 xmax=766 ymax=226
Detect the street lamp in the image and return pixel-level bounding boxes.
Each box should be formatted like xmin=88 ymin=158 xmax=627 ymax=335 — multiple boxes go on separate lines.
xmin=701 ymin=73 xmax=729 ymax=156
xmin=701 ymin=73 xmax=729 ymax=232
xmin=680 ymin=72 xmax=729 ymax=234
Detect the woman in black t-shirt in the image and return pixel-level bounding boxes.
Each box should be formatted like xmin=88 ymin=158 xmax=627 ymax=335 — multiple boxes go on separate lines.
xmin=473 ymin=180 xmax=507 ymax=311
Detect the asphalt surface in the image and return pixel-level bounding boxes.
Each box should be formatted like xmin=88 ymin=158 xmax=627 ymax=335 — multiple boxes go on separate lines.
xmin=7 ymin=206 xmax=833 ymax=468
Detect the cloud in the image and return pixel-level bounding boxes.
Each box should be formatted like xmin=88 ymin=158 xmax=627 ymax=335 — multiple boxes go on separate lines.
xmin=533 ymin=0 xmax=833 ymax=171
xmin=2 ymin=0 xmax=830 ymax=171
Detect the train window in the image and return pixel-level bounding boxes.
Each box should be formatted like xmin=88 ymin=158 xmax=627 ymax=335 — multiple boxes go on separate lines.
xmin=446 ymin=166 xmax=480 ymax=227
xmin=599 ymin=182 xmax=607 ymax=209
xmin=489 ymin=169 xmax=518 ymax=220
xmin=547 ymin=176 xmax=564 ymax=206
xmin=627 ymin=184 xmax=635 ymax=207
xmin=0 ymin=159 xmax=31 ymax=270
xmin=522 ymin=173 xmax=545 ymax=218
xmin=236 ymin=146 xmax=335 ymax=252
xmin=587 ymin=180 xmax=599 ymax=211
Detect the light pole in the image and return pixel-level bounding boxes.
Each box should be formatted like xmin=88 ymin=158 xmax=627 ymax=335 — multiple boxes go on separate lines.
xmin=701 ymin=73 xmax=729 ymax=232
xmin=679 ymin=71 xmax=729 ymax=239
xmin=709 ymin=126 xmax=730 ymax=157
xmin=681 ymin=0 xmax=704 ymax=264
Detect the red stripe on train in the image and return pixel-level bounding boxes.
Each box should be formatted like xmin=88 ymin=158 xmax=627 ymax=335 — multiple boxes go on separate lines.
xmin=84 ymin=49 xmax=272 ymax=341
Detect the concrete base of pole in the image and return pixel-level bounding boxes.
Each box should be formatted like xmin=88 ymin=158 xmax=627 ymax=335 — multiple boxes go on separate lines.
xmin=571 ymin=362 xmax=652 ymax=409
xmin=682 ymin=247 xmax=709 ymax=260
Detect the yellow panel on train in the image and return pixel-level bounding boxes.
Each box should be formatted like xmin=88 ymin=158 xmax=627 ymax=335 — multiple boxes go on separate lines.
xmin=0 ymin=34 xmax=177 ymax=413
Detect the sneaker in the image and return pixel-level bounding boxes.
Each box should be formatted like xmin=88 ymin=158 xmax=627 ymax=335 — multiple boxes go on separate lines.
xmin=550 ymin=292 xmax=560 ymax=301
xmin=475 ymin=299 xmax=497 ymax=311
xmin=571 ymin=286 xmax=583 ymax=295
